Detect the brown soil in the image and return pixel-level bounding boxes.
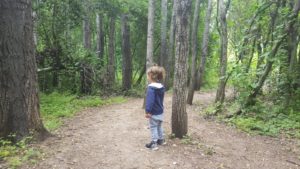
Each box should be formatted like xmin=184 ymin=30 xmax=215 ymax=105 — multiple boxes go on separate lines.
xmin=21 ymin=91 xmax=300 ymax=169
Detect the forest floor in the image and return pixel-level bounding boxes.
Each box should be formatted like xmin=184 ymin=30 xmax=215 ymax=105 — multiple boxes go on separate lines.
xmin=20 ymin=91 xmax=300 ymax=169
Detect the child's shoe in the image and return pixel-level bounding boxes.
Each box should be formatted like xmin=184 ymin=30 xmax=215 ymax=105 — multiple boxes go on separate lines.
xmin=157 ymin=139 xmax=166 ymax=145
xmin=145 ymin=141 xmax=158 ymax=150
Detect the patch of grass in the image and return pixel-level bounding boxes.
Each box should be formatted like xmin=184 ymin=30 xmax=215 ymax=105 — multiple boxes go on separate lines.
xmin=40 ymin=92 xmax=127 ymax=131
xmin=0 ymin=136 xmax=42 ymax=169
xmin=181 ymin=135 xmax=193 ymax=145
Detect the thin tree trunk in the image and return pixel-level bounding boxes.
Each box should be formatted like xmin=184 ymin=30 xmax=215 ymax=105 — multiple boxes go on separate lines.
xmin=246 ymin=38 xmax=257 ymax=73
xmin=244 ymin=38 xmax=284 ymax=107
xmin=108 ymin=17 xmax=116 ymax=85
xmin=187 ymin=0 xmax=201 ymax=105
xmin=121 ymin=14 xmax=132 ymax=91
xmin=136 ymin=65 xmax=146 ymax=85
xmin=81 ymin=13 xmax=93 ymax=94
xmin=160 ymin=0 xmax=168 ymax=69
xmin=286 ymin=0 xmax=300 ymax=103
xmin=0 ymin=0 xmax=48 ymax=141
xmin=146 ymin=0 xmax=155 ymax=71
xmin=83 ymin=16 xmax=91 ymax=49
xmin=172 ymin=0 xmax=192 ymax=138
xmin=96 ymin=13 xmax=105 ymax=67
xmin=195 ymin=0 xmax=213 ymax=91
xmin=215 ymin=0 xmax=230 ymax=103
xmin=166 ymin=0 xmax=177 ymax=90
xmin=236 ymin=0 xmax=300 ymax=114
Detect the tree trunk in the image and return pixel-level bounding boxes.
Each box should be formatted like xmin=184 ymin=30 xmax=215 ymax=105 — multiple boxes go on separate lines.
xmin=166 ymin=0 xmax=177 ymax=90
xmin=121 ymin=14 xmax=132 ymax=91
xmin=187 ymin=0 xmax=201 ymax=105
xmin=135 ymin=65 xmax=146 ymax=85
xmin=108 ymin=17 xmax=116 ymax=85
xmin=81 ymin=13 xmax=93 ymax=94
xmin=244 ymin=38 xmax=284 ymax=107
xmin=160 ymin=0 xmax=168 ymax=68
xmin=83 ymin=15 xmax=91 ymax=49
xmin=0 ymin=0 xmax=48 ymax=141
xmin=195 ymin=0 xmax=213 ymax=91
xmin=286 ymin=0 xmax=300 ymax=103
xmin=237 ymin=0 xmax=300 ymax=114
xmin=172 ymin=0 xmax=192 ymax=138
xmin=80 ymin=63 xmax=93 ymax=94
xmin=146 ymin=0 xmax=155 ymax=71
xmin=96 ymin=13 xmax=105 ymax=67
xmin=215 ymin=0 xmax=230 ymax=103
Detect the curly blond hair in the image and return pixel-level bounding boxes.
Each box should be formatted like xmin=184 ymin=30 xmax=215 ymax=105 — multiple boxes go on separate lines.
xmin=147 ymin=65 xmax=166 ymax=82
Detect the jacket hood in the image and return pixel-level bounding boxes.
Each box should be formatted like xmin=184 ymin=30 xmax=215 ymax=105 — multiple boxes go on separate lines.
xmin=148 ymin=82 xmax=164 ymax=89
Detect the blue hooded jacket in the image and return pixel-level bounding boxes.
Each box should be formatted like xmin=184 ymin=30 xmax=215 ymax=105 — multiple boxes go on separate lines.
xmin=145 ymin=83 xmax=165 ymax=115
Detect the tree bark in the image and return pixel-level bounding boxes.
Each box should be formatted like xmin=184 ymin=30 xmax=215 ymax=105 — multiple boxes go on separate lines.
xmin=285 ymin=0 xmax=300 ymax=103
xmin=215 ymin=0 xmax=230 ymax=103
xmin=83 ymin=15 xmax=91 ymax=49
xmin=0 ymin=0 xmax=48 ymax=141
xmin=187 ymin=0 xmax=201 ymax=105
xmin=108 ymin=17 xmax=116 ymax=85
xmin=172 ymin=0 xmax=192 ymax=138
xmin=80 ymin=63 xmax=93 ymax=94
xmin=81 ymin=12 xmax=93 ymax=94
xmin=195 ymin=0 xmax=213 ymax=90
xmin=96 ymin=13 xmax=105 ymax=67
xmin=121 ymin=14 xmax=132 ymax=91
xmin=160 ymin=0 xmax=168 ymax=68
xmin=146 ymin=0 xmax=155 ymax=71
xmin=165 ymin=0 xmax=177 ymax=90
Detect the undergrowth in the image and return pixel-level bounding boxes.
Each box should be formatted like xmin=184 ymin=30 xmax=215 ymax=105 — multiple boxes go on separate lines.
xmin=0 ymin=135 xmax=41 ymax=169
xmin=204 ymin=96 xmax=300 ymax=138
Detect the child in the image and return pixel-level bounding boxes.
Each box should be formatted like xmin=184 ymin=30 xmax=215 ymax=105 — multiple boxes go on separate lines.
xmin=145 ymin=65 xmax=166 ymax=150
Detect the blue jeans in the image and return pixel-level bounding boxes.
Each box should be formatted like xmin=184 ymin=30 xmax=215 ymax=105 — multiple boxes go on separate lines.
xmin=149 ymin=117 xmax=164 ymax=142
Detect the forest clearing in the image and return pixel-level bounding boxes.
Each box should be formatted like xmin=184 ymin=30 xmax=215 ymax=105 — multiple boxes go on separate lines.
xmin=19 ymin=91 xmax=300 ymax=169
xmin=13 ymin=92 xmax=300 ymax=169
xmin=1 ymin=0 xmax=300 ymax=168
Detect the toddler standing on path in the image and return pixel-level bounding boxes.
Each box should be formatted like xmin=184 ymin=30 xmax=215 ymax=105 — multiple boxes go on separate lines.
xmin=145 ymin=65 xmax=166 ymax=150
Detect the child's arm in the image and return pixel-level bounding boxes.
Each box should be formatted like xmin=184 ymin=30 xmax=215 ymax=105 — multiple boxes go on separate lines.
xmin=145 ymin=87 xmax=155 ymax=115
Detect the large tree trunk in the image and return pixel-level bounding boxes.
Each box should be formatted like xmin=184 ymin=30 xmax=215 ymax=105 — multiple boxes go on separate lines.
xmin=160 ymin=0 xmax=168 ymax=68
xmin=187 ymin=0 xmax=201 ymax=105
xmin=172 ymin=0 xmax=192 ymax=138
xmin=108 ymin=17 xmax=116 ymax=86
xmin=96 ymin=13 xmax=105 ymax=67
xmin=215 ymin=0 xmax=230 ymax=103
xmin=195 ymin=0 xmax=213 ymax=90
xmin=0 ymin=0 xmax=48 ymax=141
xmin=146 ymin=0 xmax=155 ymax=71
xmin=121 ymin=14 xmax=132 ymax=91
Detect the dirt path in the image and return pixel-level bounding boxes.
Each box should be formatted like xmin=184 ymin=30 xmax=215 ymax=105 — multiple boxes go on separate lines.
xmin=22 ymin=91 xmax=300 ymax=169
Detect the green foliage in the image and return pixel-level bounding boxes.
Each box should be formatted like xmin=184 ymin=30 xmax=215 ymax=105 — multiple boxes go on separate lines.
xmin=0 ymin=136 xmax=41 ymax=169
xmin=227 ymin=99 xmax=300 ymax=138
xmin=40 ymin=92 xmax=126 ymax=131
